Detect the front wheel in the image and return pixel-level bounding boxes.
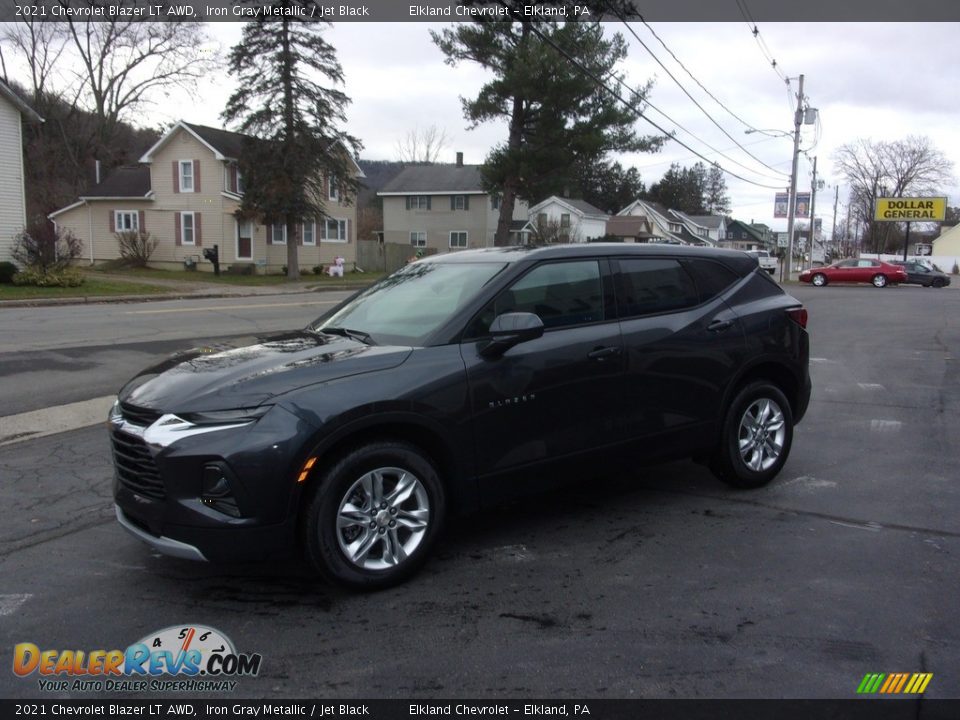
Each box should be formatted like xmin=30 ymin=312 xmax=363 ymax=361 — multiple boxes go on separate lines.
xmin=872 ymin=274 xmax=888 ymax=288
xmin=300 ymin=441 xmax=445 ymax=590
xmin=932 ymin=278 xmax=945 ymax=288
xmin=710 ymin=381 xmax=794 ymax=489
xmin=811 ymin=273 xmax=827 ymax=287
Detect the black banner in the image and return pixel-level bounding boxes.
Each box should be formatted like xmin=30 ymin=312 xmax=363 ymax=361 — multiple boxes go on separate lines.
xmin=3 ymin=700 xmax=960 ymax=720
xmin=1 ymin=0 xmax=960 ymax=22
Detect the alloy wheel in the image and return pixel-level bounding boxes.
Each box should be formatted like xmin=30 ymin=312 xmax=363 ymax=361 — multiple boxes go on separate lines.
xmin=737 ymin=398 xmax=786 ymax=472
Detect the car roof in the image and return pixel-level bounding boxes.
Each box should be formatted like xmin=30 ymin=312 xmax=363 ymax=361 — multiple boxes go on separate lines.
xmin=420 ymin=243 xmax=756 ymax=265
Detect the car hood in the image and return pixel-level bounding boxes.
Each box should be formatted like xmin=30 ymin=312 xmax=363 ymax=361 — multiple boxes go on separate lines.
xmin=118 ymin=330 xmax=413 ymax=413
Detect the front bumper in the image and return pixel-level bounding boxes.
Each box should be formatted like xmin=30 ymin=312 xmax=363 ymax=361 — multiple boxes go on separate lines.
xmin=111 ymin=403 xmax=312 ymax=563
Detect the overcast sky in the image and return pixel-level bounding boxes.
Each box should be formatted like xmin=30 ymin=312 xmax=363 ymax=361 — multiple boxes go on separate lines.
xmin=81 ymin=21 xmax=960 ymax=230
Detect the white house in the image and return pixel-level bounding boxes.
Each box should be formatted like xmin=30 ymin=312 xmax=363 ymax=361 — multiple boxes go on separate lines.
xmin=616 ymin=199 xmax=686 ymax=244
xmin=528 ymin=196 xmax=609 ymax=242
xmin=0 ymin=80 xmax=43 ymax=263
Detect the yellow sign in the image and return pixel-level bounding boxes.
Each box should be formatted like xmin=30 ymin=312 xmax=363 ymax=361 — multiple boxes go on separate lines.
xmin=874 ymin=197 xmax=947 ymax=222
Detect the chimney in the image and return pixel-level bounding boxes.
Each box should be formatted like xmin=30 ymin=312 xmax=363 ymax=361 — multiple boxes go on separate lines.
xmin=456 ymin=152 xmax=463 ymax=167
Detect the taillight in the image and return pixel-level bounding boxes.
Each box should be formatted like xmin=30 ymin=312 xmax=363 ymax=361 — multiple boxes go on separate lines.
xmin=787 ymin=307 xmax=808 ymax=329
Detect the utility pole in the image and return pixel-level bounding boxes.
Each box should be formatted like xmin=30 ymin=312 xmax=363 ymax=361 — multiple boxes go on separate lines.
xmin=784 ymin=74 xmax=804 ymax=281
xmin=831 ymin=185 xmax=839 ymax=261
xmin=806 ymin=155 xmax=818 ymax=272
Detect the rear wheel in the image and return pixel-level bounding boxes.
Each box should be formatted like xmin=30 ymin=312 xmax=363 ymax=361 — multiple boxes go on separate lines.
xmin=710 ymin=381 xmax=794 ymax=489
xmin=811 ymin=273 xmax=827 ymax=287
xmin=872 ymin=274 xmax=888 ymax=288
xmin=300 ymin=441 xmax=445 ymax=590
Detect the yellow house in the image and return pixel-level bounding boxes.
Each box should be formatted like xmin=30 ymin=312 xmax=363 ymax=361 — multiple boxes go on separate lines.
xmin=932 ymin=223 xmax=960 ymax=260
xmin=49 ymin=121 xmax=363 ymax=273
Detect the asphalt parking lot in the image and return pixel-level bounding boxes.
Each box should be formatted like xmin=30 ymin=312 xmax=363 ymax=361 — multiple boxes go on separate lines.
xmin=0 ymin=282 xmax=958 ymax=700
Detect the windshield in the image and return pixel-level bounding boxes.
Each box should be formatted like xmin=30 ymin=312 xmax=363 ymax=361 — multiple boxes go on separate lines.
xmin=313 ymin=261 xmax=508 ymax=346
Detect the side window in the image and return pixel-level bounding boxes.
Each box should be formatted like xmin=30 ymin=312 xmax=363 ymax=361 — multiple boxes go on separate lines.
xmin=682 ymin=258 xmax=740 ymax=304
xmin=616 ymin=258 xmax=698 ymax=318
xmin=465 ymin=260 xmax=604 ymax=338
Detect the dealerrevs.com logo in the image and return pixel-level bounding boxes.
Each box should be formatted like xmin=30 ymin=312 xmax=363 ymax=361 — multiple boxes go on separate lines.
xmin=13 ymin=625 xmax=262 ymax=693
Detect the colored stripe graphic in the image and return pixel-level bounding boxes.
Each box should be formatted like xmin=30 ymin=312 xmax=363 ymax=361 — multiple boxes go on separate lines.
xmin=858 ymin=673 xmax=932 ymax=694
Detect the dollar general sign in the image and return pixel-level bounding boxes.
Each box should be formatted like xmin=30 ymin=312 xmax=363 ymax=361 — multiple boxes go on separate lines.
xmin=874 ymin=197 xmax=947 ymax=221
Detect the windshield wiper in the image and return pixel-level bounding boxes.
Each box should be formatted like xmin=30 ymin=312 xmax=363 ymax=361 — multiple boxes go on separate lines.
xmin=317 ymin=326 xmax=377 ymax=345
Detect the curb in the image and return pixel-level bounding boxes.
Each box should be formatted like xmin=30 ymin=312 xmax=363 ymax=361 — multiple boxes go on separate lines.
xmin=0 ymin=282 xmax=375 ymax=309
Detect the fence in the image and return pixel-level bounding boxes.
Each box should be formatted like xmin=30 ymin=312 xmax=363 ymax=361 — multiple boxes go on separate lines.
xmin=357 ymin=240 xmax=437 ymax=274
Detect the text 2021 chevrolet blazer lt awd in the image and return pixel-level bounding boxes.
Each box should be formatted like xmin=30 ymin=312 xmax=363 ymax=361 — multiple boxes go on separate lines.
xmin=110 ymin=245 xmax=811 ymax=589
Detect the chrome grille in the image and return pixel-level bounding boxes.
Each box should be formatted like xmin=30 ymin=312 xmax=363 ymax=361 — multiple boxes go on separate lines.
xmin=119 ymin=402 xmax=162 ymax=428
xmin=111 ymin=429 xmax=165 ymax=500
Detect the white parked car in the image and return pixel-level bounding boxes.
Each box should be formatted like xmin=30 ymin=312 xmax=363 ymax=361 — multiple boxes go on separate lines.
xmin=746 ymin=250 xmax=777 ymax=275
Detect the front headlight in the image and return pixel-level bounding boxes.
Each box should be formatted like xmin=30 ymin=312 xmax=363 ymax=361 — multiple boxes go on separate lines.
xmin=177 ymin=406 xmax=273 ymax=426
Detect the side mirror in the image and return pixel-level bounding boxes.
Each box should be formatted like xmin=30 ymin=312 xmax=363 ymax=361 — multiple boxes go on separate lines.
xmin=480 ymin=312 xmax=544 ymax=358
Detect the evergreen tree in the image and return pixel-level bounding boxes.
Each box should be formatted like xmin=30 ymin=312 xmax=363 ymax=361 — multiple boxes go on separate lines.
xmin=222 ymin=8 xmax=360 ymax=279
xmin=577 ymin=161 xmax=645 ymax=215
xmin=703 ymin=164 xmax=731 ymax=215
xmin=432 ymin=13 xmax=662 ymax=245
xmin=647 ymin=161 xmax=731 ymax=215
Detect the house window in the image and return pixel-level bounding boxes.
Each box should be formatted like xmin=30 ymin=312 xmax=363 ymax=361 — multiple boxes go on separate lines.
xmin=560 ymin=213 xmax=571 ymax=228
xmin=669 ymin=222 xmax=681 ymax=233
xmin=449 ymin=231 xmax=468 ymax=249
xmin=179 ymin=160 xmax=194 ymax=193
xmin=328 ymin=173 xmax=338 ymax=202
xmin=409 ymin=196 xmax=430 ymax=210
xmin=322 ymin=218 xmax=347 ymax=242
xmin=453 ymin=195 xmax=466 ymax=210
xmin=236 ymin=169 xmax=244 ymax=194
xmin=491 ymin=195 xmax=501 ymax=210
xmin=236 ymin=220 xmax=252 ymax=260
xmin=272 ymin=222 xmax=287 ymax=245
xmin=303 ymin=221 xmax=316 ymax=246
xmin=410 ymin=231 xmax=426 ymax=248
xmin=181 ymin=212 xmax=195 ymax=245
xmin=115 ymin=211 xmax=138 ymax=232
xmin=537 ymin=213 xmax=548 ymax=228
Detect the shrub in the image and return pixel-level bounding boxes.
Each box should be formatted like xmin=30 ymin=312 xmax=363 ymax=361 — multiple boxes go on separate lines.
xmin=300 ymin=267 xmax=312 ymax=276
xmin=312 ymin=265 xmax=324 ymax=275
xmin=116 ymin=230 xmax=159 ymax=267
xmin=225 ymin=264 xmax=255 ymax=276
xmin=12 ymin=219 xmax=82 ymax=272
xmin=952 ymin=261 xmax=959 ymax=275
xmin=0 ymin=261 xmax=17 ymax=284
xmin=12 ymin=267 xmax=84 ymax=287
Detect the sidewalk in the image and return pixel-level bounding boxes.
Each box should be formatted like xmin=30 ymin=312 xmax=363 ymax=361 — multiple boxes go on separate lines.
xmin=0 ymin=272 xmax=377 ymax=308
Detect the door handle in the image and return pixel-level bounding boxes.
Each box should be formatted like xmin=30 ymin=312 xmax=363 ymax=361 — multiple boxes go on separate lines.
xmin=588 ymin=346 xmax=621 ymax=360
xmin=707 ymin=319 xmax=733 ymax=332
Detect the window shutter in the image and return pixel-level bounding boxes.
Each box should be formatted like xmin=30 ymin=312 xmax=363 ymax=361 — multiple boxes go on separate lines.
xmin=109 ymin=211 xmax=116 ymax=233
xmin=266 ymin=224 xmax=273 ymax=245
xmin=193 ymin=160 xmax=201 ymax=193
xmin=138 ymin=211 xmax=145 ymax=232
xmin=172 ymin=162 xmax=180 ymax=193
xmin=426 ymin=197 xmax=431 ymax=210
xmin=230 ymin=165 xmax=238 ymax=193
xmin=346 ymin=218 xmax=351 ymax=243
xmin=195 ymin=213 xmax=202 ymax=246
xmin=450 ymin=196 xmax=455 ymax=211
xmin=323 ymin=175 xmax=329 ymax=199
xmin=405 ymin=196 xmax=410 ymax=210
xmin=464 ymin=196 xmax=470 ymax=211
xmin=175 ymin=213 xmax=182 ymax=246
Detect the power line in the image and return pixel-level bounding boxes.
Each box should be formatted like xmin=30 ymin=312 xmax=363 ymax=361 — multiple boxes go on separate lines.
xmin=525 ymin=23 xmax=787 ymax=191
xmin=614 ymin=14 xmax=789 ymax=179
xmin=736 ymin=0 xmax=788 ymax=84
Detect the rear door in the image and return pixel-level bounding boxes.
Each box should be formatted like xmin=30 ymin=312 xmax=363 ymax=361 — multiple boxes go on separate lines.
xmin=614 ymin=256 xmax=745 ymax=452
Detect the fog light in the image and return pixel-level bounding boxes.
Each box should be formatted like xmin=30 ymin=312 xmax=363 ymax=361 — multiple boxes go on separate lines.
xmin=201 ymin=464 xmax=240 ymax=517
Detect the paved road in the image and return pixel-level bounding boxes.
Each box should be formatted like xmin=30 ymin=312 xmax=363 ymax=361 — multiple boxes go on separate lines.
xmin=0 ymin=283 xmax=958 ymax=699
xmin=0 ymin=292 xmax=352 ymax=415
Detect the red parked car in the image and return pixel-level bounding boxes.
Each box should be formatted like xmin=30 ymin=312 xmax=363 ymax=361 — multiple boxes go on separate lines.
xmin=799 ymin=259 xmax=907 ymax=288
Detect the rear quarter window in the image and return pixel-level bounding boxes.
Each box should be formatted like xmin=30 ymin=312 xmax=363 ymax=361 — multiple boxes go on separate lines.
xmin=615 ymin=258 xmax=699 ymax=317
xmin=681 ymin=258 xmax=742 ymax=304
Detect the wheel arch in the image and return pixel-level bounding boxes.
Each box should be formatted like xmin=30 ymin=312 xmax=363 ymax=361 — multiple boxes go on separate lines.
xmin=723 ymin=360 xmax=803 ymax=422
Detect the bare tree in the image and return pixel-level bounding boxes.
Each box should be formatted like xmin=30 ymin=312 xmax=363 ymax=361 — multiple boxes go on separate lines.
xmin=0 ymin=20 xmax=69 ymax=103
xmin=395 ymin=124 xmax=450 ymax=164
xmin=833 ymin=136 xmax=954 ymax=253
xmin=61 ymin=10 xmax=217 ymax=163
xmin=532 ymin=216 xmax=582 ymax=245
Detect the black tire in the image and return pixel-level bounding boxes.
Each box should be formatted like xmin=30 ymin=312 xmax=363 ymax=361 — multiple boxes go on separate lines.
xmin=300 ymin=440 xmax=445 ymax=590
xmin=932 ymin=278 xmax=945 ymax=289
xmin=872 ymin=274 xmax=888 ymax=288
xmin=811 ymin=273 xmax=827 ymax=287
xmin=710 ymin=381 xmax=794 ymax=489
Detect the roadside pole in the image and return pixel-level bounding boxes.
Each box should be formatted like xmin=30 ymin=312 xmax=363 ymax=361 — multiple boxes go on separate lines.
xmin=784 ymin=74 xmax=804 ymax=282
